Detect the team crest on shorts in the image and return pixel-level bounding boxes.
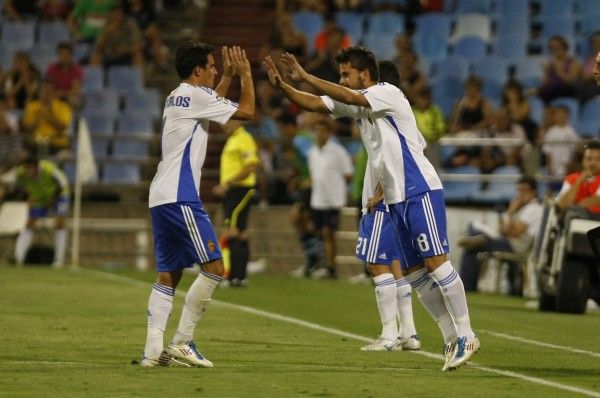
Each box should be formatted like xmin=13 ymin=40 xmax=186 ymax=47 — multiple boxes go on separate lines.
xmin=207 ymin=240 xmax=216 ymax=252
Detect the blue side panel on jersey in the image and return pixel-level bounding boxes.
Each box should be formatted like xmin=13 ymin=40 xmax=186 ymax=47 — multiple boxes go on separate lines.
xmin=177 ymin=124 xmax=200 ymax=203
xmin=386 ymin=115 xmax=429 ymax=197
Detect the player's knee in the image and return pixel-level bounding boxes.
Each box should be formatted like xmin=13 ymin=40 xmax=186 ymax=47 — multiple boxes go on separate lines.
xmin=203 ymin=259 xmax=224 ymax=278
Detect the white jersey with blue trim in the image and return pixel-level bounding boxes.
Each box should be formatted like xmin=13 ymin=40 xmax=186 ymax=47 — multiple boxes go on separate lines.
xmin=321 ymin=82 xmax=442 ymax=204
xmin=149 ymin=83 xmax=238 ymax=208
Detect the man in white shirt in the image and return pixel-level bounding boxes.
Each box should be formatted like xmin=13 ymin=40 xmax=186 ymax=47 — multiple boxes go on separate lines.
xmin=542 ymin=106 xmax=578 ymax=182
xmin=307 ymin=117 xmax=353 ymax=278
xmin=458 ymin=177 xmax=543 ymax=294
xmin=263 ymin=47 xmax=477 ymax=371
xmin=142 ymin=41 xmax=255 ymax=367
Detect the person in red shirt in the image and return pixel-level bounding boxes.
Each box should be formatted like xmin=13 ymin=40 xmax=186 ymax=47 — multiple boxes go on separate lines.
xmin=313 ymin=14 xmax=351 ymax=52
xmin=45 ymin=42 xmax=83 ymax=108
xmin=556 ymin=139 xmax=600 ymax=223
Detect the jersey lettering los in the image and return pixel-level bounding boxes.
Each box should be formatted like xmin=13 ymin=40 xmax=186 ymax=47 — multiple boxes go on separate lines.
xmin=149 ymin=83 xmax=238 ymax=208
xmin=321 ymin=83 xmax=442 ymax=204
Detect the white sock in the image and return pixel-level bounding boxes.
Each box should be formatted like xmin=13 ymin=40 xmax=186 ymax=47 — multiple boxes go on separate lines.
xmin=54 ymin=229 xmax=68 ymax=266
xmin=396 ymin=278 xmax=417 ymax=339
xmin=405 ymin=268 xmax=457 ymax=344
xmin=144 ymin=283 xmax=174 ymax=359
xmin=373 ymin=273 xmax=398 ymax=341
xmin=171 ymin=271 xmax=222 ymax=345
xmin=15 ymin=228 xmax=33 ymax=264
xmin=430 ymin=261 xmax=475 ymax=339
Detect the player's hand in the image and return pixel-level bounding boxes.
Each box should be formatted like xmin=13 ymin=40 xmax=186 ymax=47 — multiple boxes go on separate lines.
xmin=221 ymin=46 xmax=234 ymax=77
xmin=229 ymin=46 xmax=251 ymax=76
xmin=212 ymin=183 xmax=228 ymax=197
xmin=262 ymin=56 xmax=283 ymax=88
xmin=365 ymin=197 xmax=380 ymax=213
xmin=281 ymin=52 xmax=308 ymax=82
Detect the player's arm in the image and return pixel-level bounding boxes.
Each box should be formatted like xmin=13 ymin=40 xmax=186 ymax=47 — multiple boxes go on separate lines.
xmin=281 ymin=52 xmax=370 ymax=108
xmin=366 ymin=182 xmax=384 ymax=213
xmin=215 ymin=47 xmax=233 ymax=98
xmin=228 ymin=46 xmax=255 ymax=120
xmin=263 ymin=56 xmax=330 ymax=113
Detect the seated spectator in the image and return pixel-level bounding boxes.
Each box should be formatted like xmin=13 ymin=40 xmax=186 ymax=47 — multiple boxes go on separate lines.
xmin=305 ymin=26 xmax=346 ymax=82
xmin=68 ymin=0 xmax=115 ymax=43
xmin=313 ymin=14 xmax=351 ymax=52
xmin=397 ymin=50 xmax=427 ymax=104
xmin=542 ymin=106 xmax=578 ymax=186
xmin=578 ymin=31 xmax=600 ymax=103
xmin=489 ymin=107 xmax=526 ymax=167
xmin=90 ymin=3 xmax=144 ymax=68
xmin=268 ymin=10 xmax=308 ymax=61
xmin=412 ymin=86 xmax=445 ymax=143
xmin=39 ymin=0 xmax=72 ymax=21
xmin=45 ymin=42 xmax=83 ymax=108
xmin=458 ymin=176 xmax=543 ymax=293
xmin=538 ymin=36 xmax=581 ymax=104
xmin=0 ymin=93 xmax=18 ymax=136
xmin=555 ymin=139 xmax=600 ymax=223
xmin=391 ymin=33 xmax=413 ymax=68
xmin=450 ymin=76 xmax=494 ymax=134
xmin=3 ymin=0 xmax=39 ymax=21
xmin=502 ymin=80 xmax=538 ymax=144
xmin=21 ymin=80 xmax=73 ymax=155
xmin=125 ymin=0 xmax=169 ymax=71
xmin=3 ymin=52 xmax=41 ymax=110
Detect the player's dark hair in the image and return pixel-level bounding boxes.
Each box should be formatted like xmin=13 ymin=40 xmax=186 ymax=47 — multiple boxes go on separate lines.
xmin=517 ymin=176 xmax=537 ymax=192
xmin=175 ymin=40 xmax=215 ymax=80
xmin=584 ymin=139 xmax=600 ymax=151
xmin=378 ymin=60 xmax=400 ymax=88
xmin=335 ymin=46 xmax=379 ymax=82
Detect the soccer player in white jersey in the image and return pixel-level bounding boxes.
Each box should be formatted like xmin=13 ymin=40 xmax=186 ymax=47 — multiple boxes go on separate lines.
xmin=141 ymin=41 xmax=255 ymax=367
xmin=358 ymin=61 xmax=419 ymax=352
xmin=263 ymin=47 xmax=478 ymax=370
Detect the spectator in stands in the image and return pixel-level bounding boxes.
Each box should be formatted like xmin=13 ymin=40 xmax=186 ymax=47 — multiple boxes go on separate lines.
xmin=489 ymin=107 xmax=526 ymax=167
xmin=125 ymin=0 xmax=169 ymax=72
xmin=313 ymin=14 xmax=351 ymax=52
xmin=391 ymin=33 xmax=413 ymax=69
xmin=578 ymin=31 xmax=600 ymax=103
xmin=307 ymin=117 xmax=353 ymax=279
xmin=3 ymin=0 xmax=39 ymax=21
xmin=2 ymin=52 xmax=41 ymax=110
xmin=22 ymin=80 xmax=73 ymax=155
xmin=397 ymin=50 xmax=427 ymax=104
xmin=555 ymin=139 xmax=600 ymax=223
xmin=12 ymin=153 xmax=70 ymax=267
xmin=0 ymin=93 xmax=18 ymax=136
xmin=538 ymin=36 xmax=581 ymax=104
xmin=412 ymin=86 xmax=445 ymax=143
xmin=458 ymin=176 xmax=542 ymax=293
xmin=39 ymin=0 xmax=72 ymax=21
xmin=502 ymin=80 xmax=538 ymax=144
xmin=68 ymin=0 xmax=115 ymax=43
xmin=450 ymin=76 xmax=494 ymax=134
xmin=267 ymin=9 xmax=308 ymax=61
xmin=45 ymin=42 xmax=83 ymax=108
xmin=542 ymin=106 xmax=578 ymax=187
xmin=305 ymin=26 xmax=346 ymax=82
xmin=89 ymin=3 xmax=144 ymax=69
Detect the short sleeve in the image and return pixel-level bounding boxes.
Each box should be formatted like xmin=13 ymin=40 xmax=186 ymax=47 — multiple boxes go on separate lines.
xmin=189 ymin=87 xmax=238 ymax=124
xmin=362 ymin=83 xmax=398 ymax=113
xmin=554 ymin=180 xmax=571 ymax=202
xmin=240 ymin=135 xmax=260 ymax=166
xmin=320 ymin=95 xmax=362 ymax=118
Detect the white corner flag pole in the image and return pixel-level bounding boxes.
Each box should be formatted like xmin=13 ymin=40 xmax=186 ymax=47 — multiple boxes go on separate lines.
xmin=70 ymin=117 xmax=97 ymax=268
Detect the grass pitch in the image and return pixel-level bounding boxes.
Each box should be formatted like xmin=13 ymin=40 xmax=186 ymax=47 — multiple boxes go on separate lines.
xmin=1 ymin=266 xmax=599 ymax=397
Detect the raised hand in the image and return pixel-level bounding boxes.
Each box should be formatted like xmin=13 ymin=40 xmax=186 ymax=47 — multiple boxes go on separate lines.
xmin=228 ymin=46 xmax=251 ymax=76
xmin=221 ymin=46 xmax=234 ymax=77
xmin=262 ymin=56 xmax=283 ymax=88
xmin=281 ymin=52 xmax=308 ymax=82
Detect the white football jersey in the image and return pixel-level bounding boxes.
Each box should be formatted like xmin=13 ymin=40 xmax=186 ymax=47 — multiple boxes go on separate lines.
xmin=321 ymin=82 xmax=442 ymax=204
xmin=149 ymin=83 xmax=238 ymax=207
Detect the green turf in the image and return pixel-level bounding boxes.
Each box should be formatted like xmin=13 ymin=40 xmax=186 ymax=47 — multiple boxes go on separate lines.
xmin=1 ymin=266 xmax=599 ymax=397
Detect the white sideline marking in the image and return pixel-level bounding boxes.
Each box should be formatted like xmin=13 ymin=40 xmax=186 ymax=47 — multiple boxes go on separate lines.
xmin=91 ymin=271 xmax=600 ymax=398
xmin=480 ymin=330 xmax=600 ymax=359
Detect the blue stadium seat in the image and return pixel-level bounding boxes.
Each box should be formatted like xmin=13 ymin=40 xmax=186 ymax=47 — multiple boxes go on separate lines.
xmin=482 ymin=80 xmax=503 ymax=100
xmin=366 ymin=12 xmax=404 ymax=35
xmin=0 ymin=21 xmax=35 ymax=50
xmin=539 ymin=16 xmax=575 ymax=39
xmin=37 ymin=22 xmax=70 ymax=46
xmin=432 ymin=77 xmax=463 ymax=116
xmin=453 ymin=36 xmax=487 ymax=59
xmin=112 ymin=137 xmax=149 ymax=159
xmin=363 ymin=32 xmax=396 ymax=60
xmin=83 ymin=89 xmax=120 ymax=116
xmin=414 ymin=13 xmax=451 ymax=38
xmin=528 ymin=96 xmax=544 ymax=125
xmin=493 ymin=36 xmax=527 ymax=58
xmin=579 ymin=96 xmax=600 ymax=132
xmin=63 ymin=161 xmax=76 ymax=184
xmin=578 ymin=15 xmax=600 ymax=37
xmin=372 ymin=0 xmax=407 ymax=6
xmin=470 ymin=165 xmax=521 ymax=203
xmin=91 ymin=137 xmax=111 ymax=159
xmin=30 ymin=43 xmax=55 ymax=72
xmin=494 ymin=16 xmax=529 ymax=40
xmin=82 ymin=66 xmax=104 ymax=92
xmin=537 ymin=0 xmax=576 ymax=16
xmin=451 ymin=13 xmax=492 ymax=43
xmin=551 ymin=97 xmax=579 ymax=122
xmin=514 ymin=57 xmax=544 ymax=89
xmin=107 ymin=66 xmax=143 ymax=94
xmin=456 ymin=0 xmax=493 ymax=13
xmin=413 ymin=32 xmax=448 ymax=63
xmin=292 ymin=11 xmax=324 ymax=54
xmin=0 ymin=44 xmax=14 ymax=70
xmin=124 ymin=89 xmax=161 ymax=118
xmin=74 ymin=42 xmax=91 ymax=63
xmin=493 ymin=0 xmax=530 ymax=16
xmin=577 ymin=0 xmax=600 ymax=16
xmin=435 ymin=57 xmax=470 ymax=80
xmin=83 ymin=111 xmax=115 ymax=137
xmin=102 ymin=161 xmax=140 ymax=184
xmin=472 ymin=58 xmax=510 ymax=83
xmin=116 ymin=112 xmax=154 ymax=135
xmin=442 ymin=165 xmax=481 ymax=203
xmin=334 ymin=11 xmax=364 ymax=43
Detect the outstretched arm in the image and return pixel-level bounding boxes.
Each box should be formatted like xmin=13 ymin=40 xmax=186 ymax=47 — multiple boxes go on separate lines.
xmin=215 ymin=46 xmax=233 ymax=97
xmin=229 ymin=46 xmax=255 ymax=120
xmin=281 ymin=52 xmax=370 ymax=107
xmin=262 ymin=56 xmax=330 ymax=113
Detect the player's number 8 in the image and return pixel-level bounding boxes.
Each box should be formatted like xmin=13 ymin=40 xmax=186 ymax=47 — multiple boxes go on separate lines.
xmin=417 ymin=233 xmax=430 ymax=252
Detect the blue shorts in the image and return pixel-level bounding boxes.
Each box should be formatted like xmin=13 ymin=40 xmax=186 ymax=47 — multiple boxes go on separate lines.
xmin=356 ymin=203 xmax=400 ymax=265
xmin=151 ymin=201 xmax=222 ymax=272
xmin=388 ymin=189 xmax=449 ymax=269
xmin=29 ymin=197 xmax=69 ymax=219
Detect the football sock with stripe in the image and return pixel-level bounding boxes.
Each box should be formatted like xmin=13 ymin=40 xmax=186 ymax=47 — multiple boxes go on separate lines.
xmin=171 ymin=271 xmax=222 ymax=345
xmin=14 ymin=228 xmax=33 ymax=264
xmin=430 ymin=261 xmax=475 ymax=339
xmin=144 ymin=283 xmax=174 ymax=359
xmin=405 ymin=268 xmax=457 ymax=344
xmin=396 ymin=277 xmax=417 ymax=339
xmin=373 ymin=273 xmax=398 ymax=341
xmin=54 ymin=229 xmax=68 ymax=266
